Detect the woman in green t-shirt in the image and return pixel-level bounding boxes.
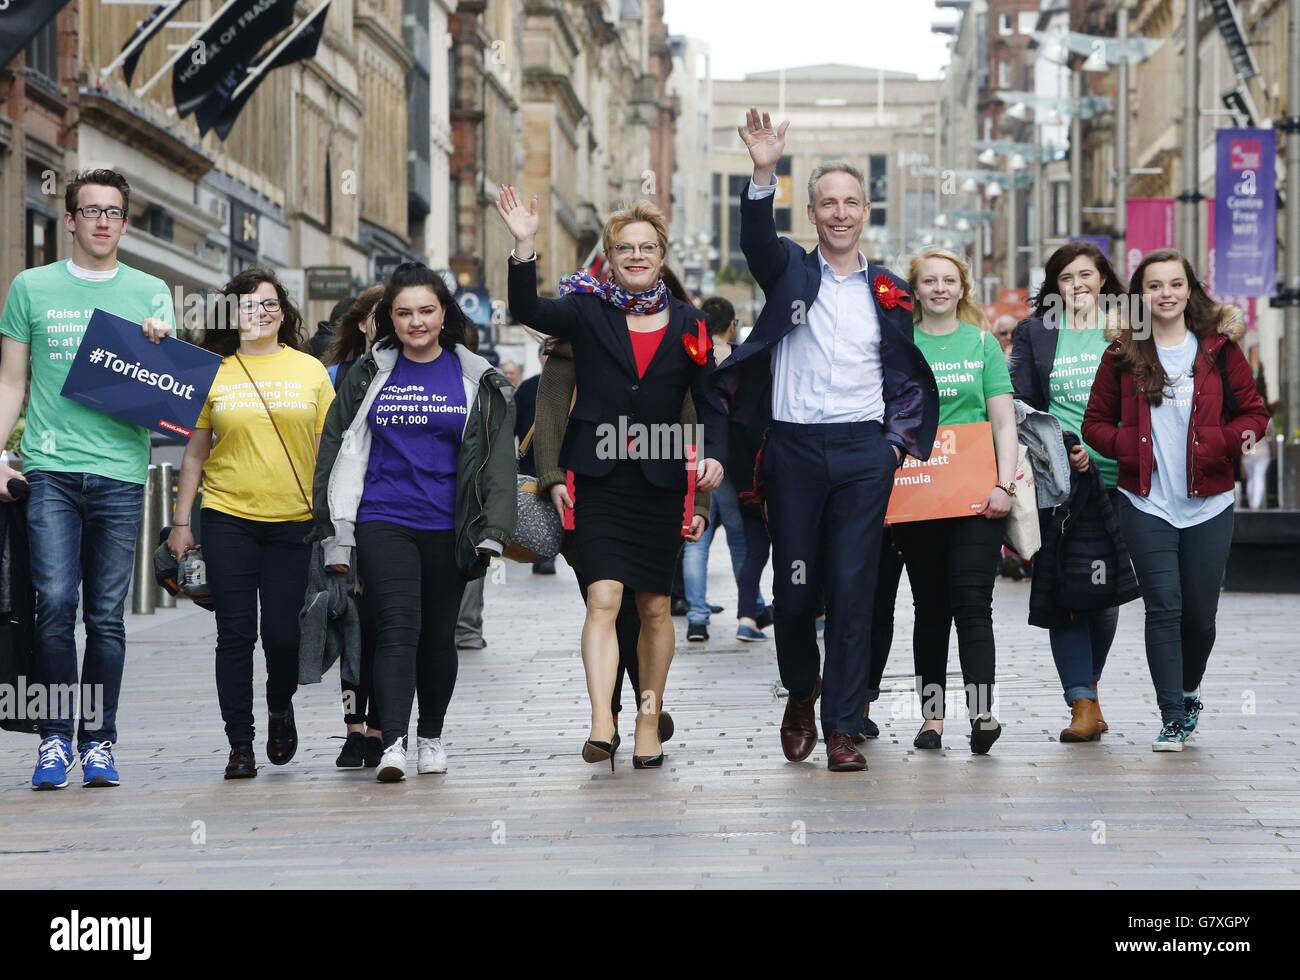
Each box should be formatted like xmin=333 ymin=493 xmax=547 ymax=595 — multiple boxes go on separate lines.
xmin=891 ymin=248 xmax=1019 ymax=754
xmin=1009 ymin=240 xmax=1129 ymax=743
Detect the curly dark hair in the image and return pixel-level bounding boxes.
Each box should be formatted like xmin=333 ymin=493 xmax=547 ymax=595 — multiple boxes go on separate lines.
xmin=1031 ymin=240 xmax=1126 ymax=328
xmin=372 ymin=262 xmax=468 ymax=353
xmin=200 ymin=266 xmax=306 ymax=357
xmin=324 ymin=284 xmax=385 ymax=367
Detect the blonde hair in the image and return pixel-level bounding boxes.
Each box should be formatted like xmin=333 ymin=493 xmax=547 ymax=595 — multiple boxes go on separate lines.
xmin=907 ymin=247 xmax=987 ymax=329
xmin=602 ymin=200 xmax=670 ymax=262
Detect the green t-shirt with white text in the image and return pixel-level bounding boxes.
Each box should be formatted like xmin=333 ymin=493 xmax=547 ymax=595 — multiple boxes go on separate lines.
xmin=0 ymin=261 xmax=176 ymax=485
xmin=1047 ymin=322 xmax=1118 ymax=488
xmin=912 ymin=321 xmax=1013 ymax=426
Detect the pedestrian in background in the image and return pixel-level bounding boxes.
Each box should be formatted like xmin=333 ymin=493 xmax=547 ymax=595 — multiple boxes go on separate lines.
xmin=893 ymin=247 xmax=1017 ymax=753
xmin=497 ymin=186 xmax=726 ymax=772
xmin=682 ymin=296 xmax=771 ymax=642
xmin=1011 ymin=240 xmax=1129 ymax=742
xmin=311 ymin=262 xmax=516 ymax=782
xmin=1084 ymin=249 xmax=1268 ymax=752
xmin=321 ymin=285 xmax=385 ymax=767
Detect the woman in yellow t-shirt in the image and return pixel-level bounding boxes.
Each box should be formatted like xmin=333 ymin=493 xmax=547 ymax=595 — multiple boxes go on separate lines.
xmin=167 ymin=268 xmax=334 ymax=780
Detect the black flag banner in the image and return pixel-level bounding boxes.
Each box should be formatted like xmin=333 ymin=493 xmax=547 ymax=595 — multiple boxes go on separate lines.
xmin=202 ymin=0 xmax=330 ymax=141
xmin=118 ymin=0 xmax=192 ymax=86
xmin=0 ymin=0 xmax=74 ymax=70
xmin=171 ymin=0 xmax=296 ymax=119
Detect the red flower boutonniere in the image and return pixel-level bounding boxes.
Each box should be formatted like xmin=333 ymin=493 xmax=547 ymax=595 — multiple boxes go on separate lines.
xmin=873 ymin=275 xmax=913 ymax=313
xmin=683 ymin=318 xmax=712 ymax=365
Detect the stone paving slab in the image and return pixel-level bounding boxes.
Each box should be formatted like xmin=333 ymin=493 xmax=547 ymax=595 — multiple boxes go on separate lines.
xmin=1 ymin=541 xmax=1298 ymax=889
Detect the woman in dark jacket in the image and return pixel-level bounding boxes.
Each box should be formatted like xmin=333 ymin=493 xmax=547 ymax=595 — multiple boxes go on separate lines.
xmin=532 ymin=337 xmax=712 ymax=751
xmin=310 ymin=262 xmax=516 ymax=782
xmin=495 ymin=185 xmax=726 ymax=770
xmin=1083 ymin=249 xmax=1268 ymax=752
xmin=1010 ymin=240 xmax=1130 ymax=742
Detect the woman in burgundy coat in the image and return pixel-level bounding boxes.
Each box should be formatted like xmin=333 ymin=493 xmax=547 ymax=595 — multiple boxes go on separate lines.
xmin=1083 ymin=249 xmax=1268 ymax=753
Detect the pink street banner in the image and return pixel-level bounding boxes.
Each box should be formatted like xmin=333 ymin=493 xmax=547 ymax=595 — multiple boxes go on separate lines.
xmin=1124 ymin=198 xmax=1176 ymax=281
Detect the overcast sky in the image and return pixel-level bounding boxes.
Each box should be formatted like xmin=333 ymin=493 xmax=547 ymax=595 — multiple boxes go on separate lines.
xmin=661 ymin=0 xmax=955 ymax=81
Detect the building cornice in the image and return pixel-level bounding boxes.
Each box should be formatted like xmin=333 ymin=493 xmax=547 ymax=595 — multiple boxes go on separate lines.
xmin=355 ymin=15 xmax=417 ymax=73
xmin=523 ymin=69 xmax=587 ymax=127
xmin=77 ymin=87 xmax=214 ymax=182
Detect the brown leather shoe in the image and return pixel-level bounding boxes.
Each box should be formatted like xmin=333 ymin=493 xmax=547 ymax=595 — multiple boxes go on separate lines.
xmin=1094 ymin=684 xmax=1109 ymax=732
xmin=780 ymin=677 xmax=821 ymax=762
xmin=826 ymin=731 xmax=867 ymax=772
xmin=1060 ymin=698 xmax=1104 ymax=742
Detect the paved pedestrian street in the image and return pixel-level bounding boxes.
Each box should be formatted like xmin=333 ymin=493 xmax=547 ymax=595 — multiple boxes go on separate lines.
xmin=2 ymin=545 xmax=1297 ymax=890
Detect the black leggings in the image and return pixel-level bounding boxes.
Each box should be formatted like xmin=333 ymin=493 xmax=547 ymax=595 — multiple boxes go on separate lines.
xmin=341 ymin=605 xmax=377 ymax=728
xmin=201 ymin=509 xmax=312 ymax=746
xmin=892 ymin=514 xmax=1005 ymax=720
xmin=574 ymin=570 xmax=641 ymax=716
xmin=355 ymin=522 xmax=467 ymax=746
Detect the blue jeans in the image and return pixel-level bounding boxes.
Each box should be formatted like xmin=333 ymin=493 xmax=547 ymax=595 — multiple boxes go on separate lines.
xmin=683 ymin=477 xmax=764 ymax=625
xmin=1049 ymin=607 xmax=1119 ymax=705
xmin=26 ymin=470 xmax=143 ymax=746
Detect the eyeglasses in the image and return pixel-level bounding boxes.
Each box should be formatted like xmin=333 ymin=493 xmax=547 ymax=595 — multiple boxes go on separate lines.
xmin=74 ymin=206 xmax=127 ymax=222
xmin=611 ymin=242 xmax=662 ymax=257
xmin=239 ymin=299 xmax=282 ymax=315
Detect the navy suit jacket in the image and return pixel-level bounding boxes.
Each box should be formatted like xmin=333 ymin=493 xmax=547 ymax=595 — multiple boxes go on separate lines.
xmin=507 ymin=255 xmax=727 ymax=491
xmin=712 ymin=186 xmax=939 ymax=464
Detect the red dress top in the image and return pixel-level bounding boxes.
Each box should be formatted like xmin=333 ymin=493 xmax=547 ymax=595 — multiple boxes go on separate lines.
xmin=628 ymin=326 xmax=666 ymax=378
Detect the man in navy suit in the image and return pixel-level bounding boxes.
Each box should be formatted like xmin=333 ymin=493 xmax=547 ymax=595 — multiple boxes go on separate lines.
xmin=713 ymin=108 xmax=939 ymax=771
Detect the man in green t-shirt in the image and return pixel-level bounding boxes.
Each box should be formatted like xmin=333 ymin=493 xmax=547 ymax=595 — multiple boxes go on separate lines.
xmin=0 ymin=169 xmax=175 ymax=791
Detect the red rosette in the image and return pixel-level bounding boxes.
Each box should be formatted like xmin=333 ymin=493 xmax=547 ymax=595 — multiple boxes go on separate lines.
xmin=873 ymin=274 xmax=913 ymax=313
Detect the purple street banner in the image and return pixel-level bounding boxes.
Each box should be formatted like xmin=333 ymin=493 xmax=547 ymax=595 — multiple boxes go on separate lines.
xmin=0 ymin=0 xmax=75 ymax=69
xmin=1214 ymin=128 xmax=1277 ymax=296
xmin=1124 ymin=198 xmax=1176 ymax=281
xmin=1069 ymin=235 xmax=1112 ymax=265
xmin=1205 ymin=197 xmax=1258 ymax=329
xmin=60 ymin=310 xmax=222 ymax=438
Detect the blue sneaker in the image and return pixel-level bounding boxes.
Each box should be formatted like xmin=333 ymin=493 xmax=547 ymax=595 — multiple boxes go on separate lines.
xmin=31 ymin=735 xmax=73 ymax=790
xmin=736 ymin=624 xmax=768 ymax=642
xmin=1182 ymin=698 xmax=1203 ymax=738
xmin=80 ymin=741 xmax=120 ymax=787
xmin=1152 ymin=719 xmax=1187 ymax=752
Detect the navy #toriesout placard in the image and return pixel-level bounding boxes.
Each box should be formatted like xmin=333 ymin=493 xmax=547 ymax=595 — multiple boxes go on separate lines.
xmin=59 ymin=309 xmax=222 ymax=438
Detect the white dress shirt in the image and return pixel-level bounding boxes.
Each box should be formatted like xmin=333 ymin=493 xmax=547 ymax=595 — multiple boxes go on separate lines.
xmin=748 ymin=178 xmax=885 ymax=424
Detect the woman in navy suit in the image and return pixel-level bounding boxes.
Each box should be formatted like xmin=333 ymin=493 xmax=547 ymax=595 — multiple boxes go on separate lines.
xmin=495 ymin=186 xmax=727 ymax=771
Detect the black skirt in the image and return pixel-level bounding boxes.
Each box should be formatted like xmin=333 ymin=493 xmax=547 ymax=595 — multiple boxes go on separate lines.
xmin=573 ymin=461 xmax=684 ymax=595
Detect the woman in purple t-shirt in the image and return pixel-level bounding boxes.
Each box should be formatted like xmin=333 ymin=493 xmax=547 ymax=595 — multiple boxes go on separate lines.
xmin=310 ymin=263 xmax=517 ymax=782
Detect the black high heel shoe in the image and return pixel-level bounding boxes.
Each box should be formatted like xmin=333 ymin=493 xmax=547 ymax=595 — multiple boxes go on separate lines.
xmin=632 ymin=720 xmax=664 ymax=769
xmin=582 ymin=738 xmax=617 ymax=772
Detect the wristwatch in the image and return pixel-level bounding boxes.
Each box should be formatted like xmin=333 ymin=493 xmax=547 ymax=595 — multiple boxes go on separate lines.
xmin=996 ymin=481 xmax=1016 ymax=496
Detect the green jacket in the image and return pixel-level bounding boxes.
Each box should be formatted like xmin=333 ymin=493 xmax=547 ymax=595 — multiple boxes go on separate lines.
xmin=309 ymin=342 xmax=517 ymax=580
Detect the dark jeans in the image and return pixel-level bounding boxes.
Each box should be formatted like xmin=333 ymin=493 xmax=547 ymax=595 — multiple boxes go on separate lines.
xmin=738 ymin=504 xmax=771 ymax=621
xmin=893 ymin=513 xmax=1006 ymax=720
xmin=575 ymin=571 xmax=640 ymax=716
xmin=202 ymin=509 xmax=312 ymax=746
xmin=27 ymin=470 xmax=142 ymax=746
xmin=763 ymin=420 xmax=895 ymax=739
xmin=341 ymin=603 xmax=377 ymax=728
xmin=1049 ymin=607 xmax=1119 ymax=705
xmin=1116 ymin=497 xmax=1235 ymax=724
xmin=355 ymin=522 xmax=467 ymax=746
xmin=864 ymin=527 xmax=905 ymax=705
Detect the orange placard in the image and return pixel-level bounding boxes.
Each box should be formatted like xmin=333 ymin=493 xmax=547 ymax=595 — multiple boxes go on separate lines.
xmin=885 ymin=422 xmax=997 ymax=525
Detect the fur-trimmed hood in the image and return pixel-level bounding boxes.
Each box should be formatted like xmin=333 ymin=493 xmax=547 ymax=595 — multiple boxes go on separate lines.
xmin=1102 ymin=303 xmax=1246 ymax=344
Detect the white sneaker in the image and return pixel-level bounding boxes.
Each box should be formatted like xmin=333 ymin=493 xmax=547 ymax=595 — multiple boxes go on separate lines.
xmin=376 ymin=739 xmax=407 ymax=782
xmin=417 ymin=737 xmax=448 ymax=774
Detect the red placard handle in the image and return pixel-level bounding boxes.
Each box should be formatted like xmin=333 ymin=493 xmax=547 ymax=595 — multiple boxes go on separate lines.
xmin=682 ymin=444 xmax=697 ymax=537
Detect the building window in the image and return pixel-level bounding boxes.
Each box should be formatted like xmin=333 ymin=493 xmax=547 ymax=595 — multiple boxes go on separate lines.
xmin=26 ymin=209 xmax=56 ymax=269
xmin=1052 ymin=181 xmax=1069 ymax=237
xmin=998 ymin=12 xmax=1013 ymax=36
xmin=727 ymin=174 xmax=748 ymax=258
xmin=997 ymin=60 xmax=1011 ymax=89
xmin=25 ymin=21 xmax=58 ymax=83
xmin=1019 ymin=11 xmax=1039 ymax=34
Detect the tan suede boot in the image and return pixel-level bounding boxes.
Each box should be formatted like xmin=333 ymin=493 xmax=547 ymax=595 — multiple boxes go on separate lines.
xmin=1060 ymin=698 xmax=1104 ymax=742
xmin=1095 ymin=684 xmax=1109 ymax=732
